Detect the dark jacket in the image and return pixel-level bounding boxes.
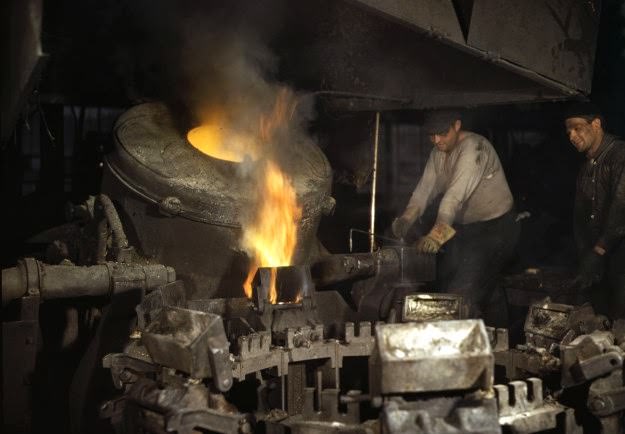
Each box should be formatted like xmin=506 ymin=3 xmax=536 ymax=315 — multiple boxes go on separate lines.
xmin=574 ymin=134 xmax=625 ymax=255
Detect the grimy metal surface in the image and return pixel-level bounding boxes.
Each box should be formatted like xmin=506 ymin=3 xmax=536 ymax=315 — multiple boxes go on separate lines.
xmin=352 ymin=0 xmax=599 ymax=94
xmin=560 ymin=331 xmax=623 ymax=387
xmin=523 ymin=298 xmax=609 ymax=348
xmin=99 ymin=273 xmax=625 ymax=433
xmin=495 ymin=298 xmax=611 ymax=380
xmin=2 ymin=0 xmax=46 ymax=144
xmin=382 ymin=395 xmax=501 ymax=434
xmin=495 ymin=378 xmax=564 ymax=433
xmin=2 ymin=296 xmax=40 ymax=433
xmin=349 ymin=0 xmax=466 ymax=44
xmin=468 ymin=0 xmax=600 ymax=93
xmin=102 ymin=102 xmax=333 ymax=298
xmin=2 ymin=258 xmax=175 ymax=306
xmin=279 ymin=0 xmax=576 ymax=112
xmin=343 ymin=0 xmax=598 ymax=103
xmin=312 ymin=247 xmax=435 ymax=289
xmin=142 ymin=306 xmax=232 ymax=390
xmin=370 ymin=320 xmax=493 ymax=394
xmin=401 ymin=293 xmax=466 ymax=322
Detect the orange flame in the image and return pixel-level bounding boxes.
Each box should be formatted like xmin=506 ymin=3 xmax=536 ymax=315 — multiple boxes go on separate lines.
xmin=241 ymin=159 xmax=302 ymax=302
xmin=259 ymin=88 xmax=297 ymax=143
xmin=242 ymin=89 xmax=301 ymax=303
xmin=186 ymin=88 xmax=301 ymax=304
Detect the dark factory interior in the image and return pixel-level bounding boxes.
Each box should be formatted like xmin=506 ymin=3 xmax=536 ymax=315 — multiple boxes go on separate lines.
xmin=2 ymin=1 xmax=625 ymax=433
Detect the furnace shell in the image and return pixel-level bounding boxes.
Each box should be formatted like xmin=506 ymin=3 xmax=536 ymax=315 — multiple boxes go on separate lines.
xmin=102 ymin=102 xmax=332 ymax=298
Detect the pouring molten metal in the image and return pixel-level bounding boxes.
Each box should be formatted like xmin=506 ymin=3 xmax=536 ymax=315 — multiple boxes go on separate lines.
xmin=187 ymin=89 xmax=302 ymax=303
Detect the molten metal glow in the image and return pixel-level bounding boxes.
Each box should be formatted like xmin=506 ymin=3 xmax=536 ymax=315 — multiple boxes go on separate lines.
xmin=241 ymin=160 xmax=302 ymax=302
xmin=188 ymin=89 xmax=301 ymax=303
xmin=186 ymin=111 xmax=257 ymax=162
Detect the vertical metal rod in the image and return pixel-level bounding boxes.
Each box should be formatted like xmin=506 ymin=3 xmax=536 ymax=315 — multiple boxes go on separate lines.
xmin=281 ymin=374 xmax=286 ymax=411
xmin=349 ymin=228 xmax=353 ymax=253
xmin=370 ymin=112 xmax=381 ymax=252
xmin=316 ymin=368 xmax=323 ymax=411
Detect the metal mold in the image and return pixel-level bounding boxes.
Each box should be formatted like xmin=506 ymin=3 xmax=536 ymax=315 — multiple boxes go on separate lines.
xmin=401 ymin=293 xmax=467 ymax=322
xmin=370 ymin=320 xmax=493 ymax=394
xmin=142 ymin=306 xmax=233 ymax=391
xmin=524 ymin=299 xmax=608 ymax=348
xmin=382 ymin=394 xmax=500 ymax=434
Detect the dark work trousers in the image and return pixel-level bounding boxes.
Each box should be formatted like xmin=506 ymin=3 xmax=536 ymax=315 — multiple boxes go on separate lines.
xmin=592 ymin=239 xmax=625 ymax=320
xmin=437 ymin=210 xmax=520 ymax=325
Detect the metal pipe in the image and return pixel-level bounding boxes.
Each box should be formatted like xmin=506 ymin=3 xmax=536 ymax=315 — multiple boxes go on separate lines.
xmin=340 ymin=393 xmax=371 ymax=404
xmin=311 ymin=248 xmax=400 ymax=288
xmin=2 ymin=258 xmax=176 ymax=306
xmin=369 ymin=112 xmax=381 ymax=252
xmin=2 ymin=266 xmax=26 ymax=305
xmin=95 ymin=194 xmax=129 ymax=262
xmin=96 ymin=218 xmax=109 ymax=264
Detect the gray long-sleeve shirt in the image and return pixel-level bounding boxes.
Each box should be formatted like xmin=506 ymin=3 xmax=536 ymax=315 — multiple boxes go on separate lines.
xmin=403 ymin=132 xmax=514 ymax=226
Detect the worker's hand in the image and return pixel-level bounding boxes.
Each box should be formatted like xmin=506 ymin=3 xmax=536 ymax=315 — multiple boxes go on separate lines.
xmin=415 ymin=222 xmax=456 ymax=254
xmin=415 ymin=235 xmax=441 ymax=253
xmin=391 ymin=216 xmax=412 ymax=239
xmin=572 ymin=249 xmax=605 ymax=289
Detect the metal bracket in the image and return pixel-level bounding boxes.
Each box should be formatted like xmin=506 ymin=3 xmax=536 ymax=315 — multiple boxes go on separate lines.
xmin=578 ymin=352 xmax=623 ymax=381
xmin=496 ymin=377 xmax=564 ymax=432
xmin=589 ymin=385 xmax=625 ymax=417
xmin=166 ymin=408 xmax=252 ymax=434
xmin=22 ymin=257 xmax=41 ymax=297
xmin=102 ymin=353 xmax=158 ymax=389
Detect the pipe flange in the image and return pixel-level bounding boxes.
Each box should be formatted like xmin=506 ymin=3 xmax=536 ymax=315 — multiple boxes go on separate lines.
xmin=21 ymin=257 xmax=41 ymax=297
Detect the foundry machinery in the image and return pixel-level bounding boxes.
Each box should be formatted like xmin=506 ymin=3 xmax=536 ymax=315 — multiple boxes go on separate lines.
xmin=3 ymin=103 xmax=624 ymax=434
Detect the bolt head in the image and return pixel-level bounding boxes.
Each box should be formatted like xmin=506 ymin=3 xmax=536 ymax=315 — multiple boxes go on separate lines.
xmin=590 ymin=398 xmax=606 ymax=411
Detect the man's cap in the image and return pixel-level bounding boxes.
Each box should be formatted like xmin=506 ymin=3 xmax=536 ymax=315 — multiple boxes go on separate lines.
xmin=423 ymin=110 xmax=462 ymax=135
xmin=563 ymin=101 xmax=603 ymax=121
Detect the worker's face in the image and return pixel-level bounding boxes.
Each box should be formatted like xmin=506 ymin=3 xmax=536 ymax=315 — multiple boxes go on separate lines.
xmin=565 ymin=117 xmax=602 ymax=154
xmin=429 ymin=120 xmax=461 ymax=152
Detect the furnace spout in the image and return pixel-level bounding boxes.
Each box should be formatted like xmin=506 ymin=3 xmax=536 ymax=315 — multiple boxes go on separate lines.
xmin=311 ymin=248 xmax=399 ymax=288
xmin=311 ymin=246 xmax=436 ymax=288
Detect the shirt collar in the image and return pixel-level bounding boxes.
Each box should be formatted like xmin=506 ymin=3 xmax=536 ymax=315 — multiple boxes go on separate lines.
xmin=589 ymin=133 xmax=615 ymax=161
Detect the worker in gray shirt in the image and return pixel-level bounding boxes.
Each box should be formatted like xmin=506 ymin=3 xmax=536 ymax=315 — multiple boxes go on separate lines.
xmin=392 ymin=110 xmax=519 ymax=322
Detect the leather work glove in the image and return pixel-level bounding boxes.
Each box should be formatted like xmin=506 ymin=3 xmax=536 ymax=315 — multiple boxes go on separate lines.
xmin=391 ymin=215 xmax=412 ymax=239
xmin=572 ymin=250 xmax=606 ymax=289
xmin=415 ymin=222 xmax=456 ymax=254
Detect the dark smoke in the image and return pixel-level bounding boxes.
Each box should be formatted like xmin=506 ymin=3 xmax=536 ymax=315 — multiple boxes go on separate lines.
xmin=115 ymin=0 xmax=319 ymax=243
xmin=117 ymin=1 xmax=316 ymax=164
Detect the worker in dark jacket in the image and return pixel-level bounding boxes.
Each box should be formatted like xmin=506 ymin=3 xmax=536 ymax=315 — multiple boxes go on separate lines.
xmin=564 ymin=102 xmax=625 ymax=319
